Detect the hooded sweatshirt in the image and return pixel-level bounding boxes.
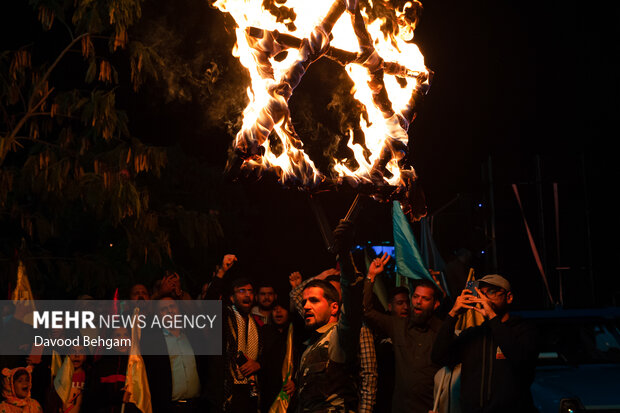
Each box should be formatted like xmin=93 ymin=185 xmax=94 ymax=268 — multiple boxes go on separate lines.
xmin=0 ymin=366 xmax=43 ymax=413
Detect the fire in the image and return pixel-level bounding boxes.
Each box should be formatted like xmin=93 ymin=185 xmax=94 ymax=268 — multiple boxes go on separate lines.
xmin=213 ymin=0 xmax=430 ymax=194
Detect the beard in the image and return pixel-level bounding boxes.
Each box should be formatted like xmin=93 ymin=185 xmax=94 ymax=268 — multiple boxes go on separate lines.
xmin=410 ymin=306 xmax=434 ymax=326
xmin=489 ymin=301 xmax=508 ymax=319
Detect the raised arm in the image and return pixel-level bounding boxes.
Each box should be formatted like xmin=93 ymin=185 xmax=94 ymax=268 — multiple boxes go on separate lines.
xmin=362 ymin=254 xmax=394 ymax=337
xmin=332 ymin=220 xmax=363 ymax=362
xmin=204 ymin=254 xmax=237 ymax=300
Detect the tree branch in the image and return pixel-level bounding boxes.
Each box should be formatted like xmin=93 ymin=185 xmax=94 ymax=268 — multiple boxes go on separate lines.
xmin=1 ymin=32 xmax=89 ymax=165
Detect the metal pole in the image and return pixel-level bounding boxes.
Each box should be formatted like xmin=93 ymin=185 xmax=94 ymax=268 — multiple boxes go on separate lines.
xmin=535 ymin=155 xmax=549 ymax=283
xmin=308 ymin=194 xmax=335 ymax=253
xmin=553 ymin=182 xmax=564 ymax=307
xmin=581 ymin=154 xmax=595 ymax=304
xmin=487 ymin=156 xmax=498 ymax=272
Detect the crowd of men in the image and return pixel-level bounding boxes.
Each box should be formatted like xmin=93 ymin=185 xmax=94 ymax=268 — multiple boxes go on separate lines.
xmin=0 ymin=220 xmax=540 ymax=413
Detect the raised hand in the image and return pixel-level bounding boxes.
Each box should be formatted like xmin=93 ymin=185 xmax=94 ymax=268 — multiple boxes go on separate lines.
xmin=471 ymin=287 xmax=498 ymax=320
xmin=316 ymin=268 xmax=340 ymax=280
xmin=160 ymin=272 xmax=180 ymax=294
xmin=332 ymin=219 xmax=355 ymax=256
xmin=448 ymin=289 xmax=478 ymax=318
xmin=367 ymin=253 xmax=390 ymax=282
xmin=216 ymin=254 xmax=237 ymax=279
xmin=222 ymin=254 xmax=237 ymax=271
xmin=289 ymin=271 xmax=302 ymax=289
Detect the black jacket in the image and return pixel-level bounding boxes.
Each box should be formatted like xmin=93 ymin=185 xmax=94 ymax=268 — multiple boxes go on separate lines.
xmin=362 ymin=278 xmax=442 ymax=413
xmin=204 ymin=276 xmax=263 ymax=412
xmin=431 ymin=314 xmax=539 ymax=413
xmin=82 ymin=354 xmax=141 ymax=413
xmin=141 ymin=308 xmax=210 ymax=413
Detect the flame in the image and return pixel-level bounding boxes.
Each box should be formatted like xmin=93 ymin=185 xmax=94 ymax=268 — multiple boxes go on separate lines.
xmin=213 ymin=0 xmax=429 ymax=191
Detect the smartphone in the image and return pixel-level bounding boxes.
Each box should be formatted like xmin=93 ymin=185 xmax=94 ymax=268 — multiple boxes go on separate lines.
xmin=466 ymin=280 xmax=479 ymax=297
xmin=236 ymin=351 xmax=248 ymax=366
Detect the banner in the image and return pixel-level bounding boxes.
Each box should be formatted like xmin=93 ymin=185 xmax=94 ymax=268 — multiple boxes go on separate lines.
xmin=0 ymin=300 xmax=222 ymax=356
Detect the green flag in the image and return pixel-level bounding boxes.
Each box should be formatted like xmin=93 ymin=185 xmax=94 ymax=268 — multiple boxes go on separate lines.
xmin=392 ymin=201 xmax=433 ymax=282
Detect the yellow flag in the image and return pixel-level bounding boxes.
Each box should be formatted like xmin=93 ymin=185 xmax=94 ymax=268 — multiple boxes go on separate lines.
xmin=12 ymin=260 xmax=36 ymax=325
xmin=50 ymin=351 xmax=62 ymax=378
xmin=54 ymin=356 xmax=74 ymax=404
xmin=268 ymin=323 xmax=294 ymax=413
xmin=125 ymin=307 xmax=152 ymax=413
xmin=12 ymin=260 xmax=35 ymax=301
xmin=455 ymin=268 xmax=485 ymax=331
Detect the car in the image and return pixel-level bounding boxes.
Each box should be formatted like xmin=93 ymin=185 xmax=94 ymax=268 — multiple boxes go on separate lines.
xmin=514 ymin=308 xmax=620 ymax=413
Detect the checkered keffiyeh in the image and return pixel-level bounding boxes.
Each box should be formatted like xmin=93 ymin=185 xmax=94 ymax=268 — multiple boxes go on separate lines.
xmin=229 ymin=305 xmax=259 ymax=384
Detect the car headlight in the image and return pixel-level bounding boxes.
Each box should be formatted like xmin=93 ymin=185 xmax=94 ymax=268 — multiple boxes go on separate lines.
xmin=559 ymin=398 xmax=585 ymax=413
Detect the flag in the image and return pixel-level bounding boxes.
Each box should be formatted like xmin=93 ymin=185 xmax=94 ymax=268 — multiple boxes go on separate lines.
xmin=455 ymin=269 xmax=484 ymax=332
xmin=11 ymin=260 xmax=36 ymax=325
xmin=420 ymin=217 xmax=451 ymax=297
xmin=124 ymin=307 xmax=152 ymax=413
xmin=50 ymin=351 xmax=62 ymax=378
xmin=392 ymin=201 xmax=433 ymax=282
xmin=269 ymin=323 xmax=294 ymax=413
xmin=420 ymin=217 xmax=446 ymax=273
xmin=12 ymin=260 xmax=35 ymax=302
xmin=54 ymin=355 xmax=74 ymax=404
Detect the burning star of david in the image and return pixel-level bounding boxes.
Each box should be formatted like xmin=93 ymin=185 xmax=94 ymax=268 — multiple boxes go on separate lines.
xmin=233 ymin=0 xmax=431 ymax=190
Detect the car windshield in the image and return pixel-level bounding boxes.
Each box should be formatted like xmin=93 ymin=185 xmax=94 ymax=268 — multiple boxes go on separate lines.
xmin=535 ymin=317 xmax=620 ymax=365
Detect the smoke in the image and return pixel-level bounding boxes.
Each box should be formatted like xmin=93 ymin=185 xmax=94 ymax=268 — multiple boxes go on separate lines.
xmin=360 ymin=0 xmax=423 ymax=43
xmin=288 ymin=58 xmax=368 ymax=178
xmin=131 ymin=0 xmax=424 ymax=178
xmin=131 ymin=0 xmax=250 ymax=134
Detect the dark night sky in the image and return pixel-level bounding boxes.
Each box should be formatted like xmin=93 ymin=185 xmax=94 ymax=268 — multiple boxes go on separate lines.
xmin=2 ymin=0 xmax=617 ymax=307
xmin=130 ymin=0 xmax=617 ymax=309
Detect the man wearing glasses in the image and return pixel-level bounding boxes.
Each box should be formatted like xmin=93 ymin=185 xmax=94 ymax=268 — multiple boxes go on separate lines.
xmin=431 ymin=274 xmax=539 ymax=413
xmin=204 ymin=255 xmax=262 ymax=413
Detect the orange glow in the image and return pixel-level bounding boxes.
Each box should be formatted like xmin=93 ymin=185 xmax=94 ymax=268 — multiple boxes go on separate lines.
xmin=213 ymin=0 xmax=430 ymax=191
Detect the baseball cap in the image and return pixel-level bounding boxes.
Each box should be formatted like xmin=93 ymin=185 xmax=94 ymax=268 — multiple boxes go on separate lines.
xmin=478 ymin=274 xmax=511 ymax=291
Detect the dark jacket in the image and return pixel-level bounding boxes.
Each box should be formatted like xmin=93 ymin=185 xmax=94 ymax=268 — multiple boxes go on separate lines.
xmin=141 ymin=307 xmax=209 ymax=413
xmin=258 ymin=322 xmax=301 ymax=413
xmin=82 ymin=354 xmax=141 ymax=413
xmin=291 ymin=263 xmax=363 ymax=412
xmin=204 ymin=276 xmax=263 ymax=413
xmin=431 ymin=314 xmax=539 ymax=413
xmin=362 ymin=278 xmax=441 ymax=413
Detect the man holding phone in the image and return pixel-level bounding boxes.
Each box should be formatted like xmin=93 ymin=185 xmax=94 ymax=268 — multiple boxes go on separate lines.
xmin=431 ymin=274 xmax=539 ymax=413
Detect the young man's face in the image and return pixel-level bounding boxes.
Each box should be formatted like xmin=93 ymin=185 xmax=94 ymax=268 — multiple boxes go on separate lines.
xmin=271 ymin=304 xmax=289 ymax=326
xmin=112 ymin=327 xmax=132 ymax=353
xmin=13 ymin=372 xmax=31 ymax=399
xmin=157 ymin=297 xmax=180 ymax=318
xmin=231 ymin=284 xmax=254 ymax=314
xmin=411 ymin=285 xmax=438 ymax=323
xmin=130 ymin=284 xmax=150 ymax=301
xmin=257 ymin=287 xmax=276 ymax=310
xmin=479 ymin=284 xmax=512 ymax=316
xmin=389 ymin=292 xmax=410 ymax=318
xmin=70 ymin=346 xmax=87 ymax=369
xmin=302 ymin=287 xmax=337 ymax=329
